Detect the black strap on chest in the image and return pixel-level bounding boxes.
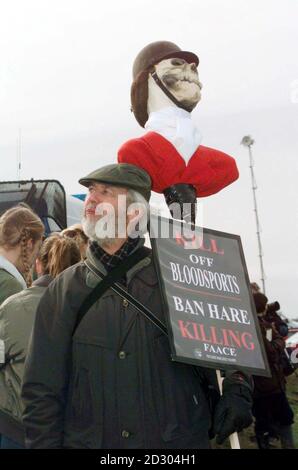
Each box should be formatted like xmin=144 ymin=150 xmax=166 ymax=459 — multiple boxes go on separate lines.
xmin=72 ymin=246 xmax=150 ymax=336
xmin=85 ymin=258 xmax=168 ymax=337
xmin=73 ymin=246 xmax=206 ymax=395
xmin=83 ymin=253 xmax=207 ymax=391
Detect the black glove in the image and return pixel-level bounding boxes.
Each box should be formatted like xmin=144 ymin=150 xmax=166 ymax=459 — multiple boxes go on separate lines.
xmin=213 ymin=373 xmax=253 ymax=445
xmin=163 ymin=183 xmax=197 ymax=225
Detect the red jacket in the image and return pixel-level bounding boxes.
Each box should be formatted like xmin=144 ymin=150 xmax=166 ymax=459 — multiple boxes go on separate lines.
xmin=118 ymin=131 xmax=239 ymax=197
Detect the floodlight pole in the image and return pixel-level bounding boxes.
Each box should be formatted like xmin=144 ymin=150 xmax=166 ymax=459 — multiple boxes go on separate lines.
xmin=241 ymin=136 xmax=266 ymax=294
xmin=17 ymin=128 xmax=22 ymax=181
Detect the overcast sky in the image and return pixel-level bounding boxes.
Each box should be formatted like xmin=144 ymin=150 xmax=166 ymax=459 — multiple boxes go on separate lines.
xmin=1 ymin=0 xmax=298 ymax=318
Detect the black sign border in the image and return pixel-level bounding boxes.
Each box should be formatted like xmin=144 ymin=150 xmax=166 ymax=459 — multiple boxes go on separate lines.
xmin=150 ymin=215 xmax=271 ymax=377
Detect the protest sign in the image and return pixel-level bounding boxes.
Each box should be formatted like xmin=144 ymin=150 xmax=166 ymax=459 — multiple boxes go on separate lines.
xmin=150 ymin=215 xmax=270 ymax=376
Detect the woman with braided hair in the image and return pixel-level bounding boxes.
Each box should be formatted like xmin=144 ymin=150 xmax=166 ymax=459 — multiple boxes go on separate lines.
xmin=0 ymin=233 xmax=81 ymax=448
xmin=0 ymin=206 xmax=44 ymax=305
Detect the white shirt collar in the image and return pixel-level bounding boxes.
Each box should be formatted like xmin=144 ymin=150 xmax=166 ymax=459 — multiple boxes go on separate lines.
xmin=145 ymin=106 xmax=202 ymax=164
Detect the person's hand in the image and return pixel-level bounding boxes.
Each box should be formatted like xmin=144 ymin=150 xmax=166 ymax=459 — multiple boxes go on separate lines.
xmin=213 ymin=374 xmax=253 ymax=445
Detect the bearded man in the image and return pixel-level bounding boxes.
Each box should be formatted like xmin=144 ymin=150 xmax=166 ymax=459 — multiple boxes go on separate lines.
xmin=21 ymin=163 xmax=252 ymax=449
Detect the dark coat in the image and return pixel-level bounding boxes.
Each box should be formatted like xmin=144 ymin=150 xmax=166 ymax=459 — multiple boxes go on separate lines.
xmin=21 ymin=246 xmax=220 ymax=449
xmin=253 ymin=318 xmax=286 ymax=397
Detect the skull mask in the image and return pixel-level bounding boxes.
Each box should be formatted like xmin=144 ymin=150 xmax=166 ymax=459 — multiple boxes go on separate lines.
xmin=151 ymin=57 xmax=202 ymax=112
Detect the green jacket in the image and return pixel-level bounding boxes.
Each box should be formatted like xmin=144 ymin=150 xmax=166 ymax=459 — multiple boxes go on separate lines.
xmin=0 ymin=275 xmax=52 ymax=443
xmin=21 ymin=243 xmax=252 ymax=449
xmin=0 ymin=268 xmax=23 ymax=306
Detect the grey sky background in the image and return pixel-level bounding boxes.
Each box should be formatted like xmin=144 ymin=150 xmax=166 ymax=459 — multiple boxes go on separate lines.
xmin=1 ymin=0 xmax=298 ymax=317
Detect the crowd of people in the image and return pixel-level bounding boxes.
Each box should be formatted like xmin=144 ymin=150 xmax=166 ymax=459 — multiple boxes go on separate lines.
xmin=0 ymin=205 xmax=86 ymax=448
xmin=0 ymin=163 xmax=295 ymax=449
xmin=251 ymin=283 xmax=296 ymax=449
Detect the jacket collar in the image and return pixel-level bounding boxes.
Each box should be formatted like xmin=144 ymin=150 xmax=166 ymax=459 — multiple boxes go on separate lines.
xmin=32 ymin=274 xmax=53 ymax=288
xmin=85 ymin=237 xmax=157 ymax=288
xmin=0 ymin=255 xmax=27 ymax=288
xmin=86 ymin=237 xmax=145 ymax=275
xmin=89 ymin=237 xmax=140 ymax=272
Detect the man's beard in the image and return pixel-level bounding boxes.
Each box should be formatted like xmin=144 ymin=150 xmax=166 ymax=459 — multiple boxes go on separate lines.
xmin=82 ymin=215 xmax=125 ymax=250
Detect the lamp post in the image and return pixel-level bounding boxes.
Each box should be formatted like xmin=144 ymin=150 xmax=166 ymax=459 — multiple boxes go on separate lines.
xmin=241 ymin=135 xmax=266 ymax=294
xmin=17 ymin=128 xmax=22 ymax=181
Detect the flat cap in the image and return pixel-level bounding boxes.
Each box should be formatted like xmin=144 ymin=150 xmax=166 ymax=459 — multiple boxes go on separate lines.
xmin=79 ymin=163 xmax=152 ymax=201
